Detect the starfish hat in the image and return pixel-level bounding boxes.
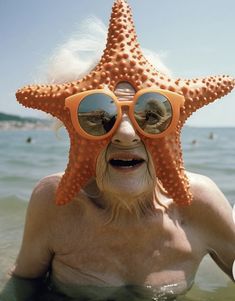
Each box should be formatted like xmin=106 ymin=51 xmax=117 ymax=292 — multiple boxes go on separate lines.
xmin=16 ymin=0 xmax=235 ymax=205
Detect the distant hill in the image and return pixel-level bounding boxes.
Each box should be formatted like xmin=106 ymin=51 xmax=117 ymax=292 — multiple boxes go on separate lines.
xmin=0 ymin=112 xmax=44 ymax=123
xmin=0 ymin=112 xmax=52 ymax=130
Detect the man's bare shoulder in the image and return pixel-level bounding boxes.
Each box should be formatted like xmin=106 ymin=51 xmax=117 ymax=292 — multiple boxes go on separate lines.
xmin=186 ymin=171 xmax=230 ymax=209
xmin=25 ymin=173 xmax=68 ymax=221
xmin=28 ymin=173 xmax=87 ymax=219
xmin=184 ymin=171 xmax=233 ymax=229
xmin=25 ymin=172 xmax=83 ymax=237
xmin=185 ymin=173 xmax=235 ymax=278
xmin=30 ymin=173 xmax=63 ymax=206
xmin=35 ymin=173 xmax=63 ymax=195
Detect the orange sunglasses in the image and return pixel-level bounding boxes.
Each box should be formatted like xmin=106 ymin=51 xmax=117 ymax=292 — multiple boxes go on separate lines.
xmin=65 ymin=88 xmax=185 ymax=140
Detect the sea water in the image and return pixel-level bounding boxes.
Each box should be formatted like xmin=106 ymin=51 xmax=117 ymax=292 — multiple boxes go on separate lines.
xmin=0 ymin=126 xmax=235 ymax=300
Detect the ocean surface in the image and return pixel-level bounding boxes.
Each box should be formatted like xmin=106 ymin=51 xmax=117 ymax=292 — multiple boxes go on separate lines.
xmin=0 ymin=126 xmax=235 ymax=300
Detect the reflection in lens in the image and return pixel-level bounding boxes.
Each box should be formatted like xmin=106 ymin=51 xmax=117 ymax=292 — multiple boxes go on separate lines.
xmin=78 ymin=93 xmax=117 ymax=136
xmin=134 ymin=92 xmax=172 ymax=134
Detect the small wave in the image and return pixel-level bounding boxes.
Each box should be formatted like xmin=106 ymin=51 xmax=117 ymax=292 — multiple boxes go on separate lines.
xmin=0 ymin=175 xmax=32 ymax=182
xmin=0 ymin=195 xmax=27 ymax=212
xmin=5 ymin=158 xmax=37 ymax=168
xmin=186 ymin=163 xmax=235 ymax=174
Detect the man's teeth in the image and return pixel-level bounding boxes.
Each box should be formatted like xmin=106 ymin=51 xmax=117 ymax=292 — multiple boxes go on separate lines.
xmin=109 ymin=158 xmax=144 ymax=167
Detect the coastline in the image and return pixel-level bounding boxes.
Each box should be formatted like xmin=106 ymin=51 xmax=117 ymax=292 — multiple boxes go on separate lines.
xmin=0 ymin=120 xmax=52 ymax=131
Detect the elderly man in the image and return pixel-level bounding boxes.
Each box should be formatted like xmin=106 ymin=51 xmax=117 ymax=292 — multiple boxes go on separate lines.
xmin=1 ymin=0 xmax=235 ymax=300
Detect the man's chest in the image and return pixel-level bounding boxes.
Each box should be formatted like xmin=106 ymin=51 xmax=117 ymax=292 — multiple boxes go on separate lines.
xmin=51 ymin=213 xmax=205 ymax=286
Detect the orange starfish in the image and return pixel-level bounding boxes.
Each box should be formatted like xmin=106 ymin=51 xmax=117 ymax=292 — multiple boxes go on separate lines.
xmin=16 ymin=0 xmax=234 ymax=206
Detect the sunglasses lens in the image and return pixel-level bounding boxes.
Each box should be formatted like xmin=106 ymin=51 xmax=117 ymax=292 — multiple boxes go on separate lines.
xmin=78 ymin=93 xmax=117 ymax=136
xmin=134 ymin=92 xmax=172 ymax=134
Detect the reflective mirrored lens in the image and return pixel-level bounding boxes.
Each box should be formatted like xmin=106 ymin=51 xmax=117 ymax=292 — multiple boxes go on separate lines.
xmin=78 ymin=93 xmax=117 ymax=136
xmin=134 ymin=92 xmax=172 ymax=134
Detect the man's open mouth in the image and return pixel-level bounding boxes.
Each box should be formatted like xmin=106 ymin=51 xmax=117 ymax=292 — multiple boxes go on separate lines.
xmin=109 ymin=156 xmax=145 ymax=169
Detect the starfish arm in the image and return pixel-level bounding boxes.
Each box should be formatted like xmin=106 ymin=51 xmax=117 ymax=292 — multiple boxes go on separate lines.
xmin=55 ymin=129 xmax=108 ymax=205
xmin=15 ymin=83 xmax=78 ymax=120
xmin=178 ymin=75 xmax=235 ymax=124
xmin=55 ymin=158 xmax=93 ymax=205
xmin=55 ymin=138 xmax=94 ymax=205
xmin=144 ymin=133 xmax=192 ymax=206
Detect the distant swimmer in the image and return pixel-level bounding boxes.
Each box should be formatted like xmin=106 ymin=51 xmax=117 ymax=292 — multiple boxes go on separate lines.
xmin=208 ymin=132 xmax=214 ymax=140
xmin=26 ymin=137 xmax=32 ymax=143
xmin=191 ymin=139 xmax=197 ymax=145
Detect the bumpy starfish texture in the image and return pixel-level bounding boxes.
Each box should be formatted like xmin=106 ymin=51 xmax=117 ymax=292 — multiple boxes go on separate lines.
xmin=16 ymin=0 xmax=234 ymax=205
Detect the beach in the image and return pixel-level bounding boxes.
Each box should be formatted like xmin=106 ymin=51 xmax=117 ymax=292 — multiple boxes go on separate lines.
xmin=0 ymin=126 xmax=235 ymax=300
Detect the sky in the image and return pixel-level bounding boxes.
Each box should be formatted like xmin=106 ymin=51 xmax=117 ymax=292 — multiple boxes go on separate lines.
xmin=1 ymin=0 xmax=235 ymax=127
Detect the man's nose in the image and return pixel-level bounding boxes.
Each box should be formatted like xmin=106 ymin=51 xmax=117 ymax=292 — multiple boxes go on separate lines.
xmin=111 ymin=114 xmax=141 ymax=146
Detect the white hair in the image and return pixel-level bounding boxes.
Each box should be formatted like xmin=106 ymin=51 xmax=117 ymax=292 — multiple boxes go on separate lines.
xmin=46 ymin=17 xmax=107 ymax=84
xmin=46 ymin=17 xmax=171 ymax=84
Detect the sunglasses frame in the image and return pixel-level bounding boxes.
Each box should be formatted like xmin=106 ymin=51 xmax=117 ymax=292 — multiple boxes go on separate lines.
xmin=65 ymin=88 xmax=185 ymax=140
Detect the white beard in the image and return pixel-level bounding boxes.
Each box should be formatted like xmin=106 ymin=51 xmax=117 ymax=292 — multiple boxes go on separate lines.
xmin=95 ymin=144 xmax=157 ymax=222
